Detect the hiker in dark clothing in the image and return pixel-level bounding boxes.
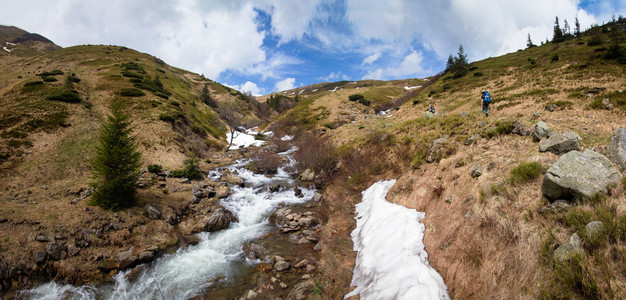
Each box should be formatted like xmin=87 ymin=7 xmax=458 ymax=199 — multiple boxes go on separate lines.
xmin=481 ymin=91 xmax=491 ymax=117
xmin=429 ymin=104 xmax=435 ymax=114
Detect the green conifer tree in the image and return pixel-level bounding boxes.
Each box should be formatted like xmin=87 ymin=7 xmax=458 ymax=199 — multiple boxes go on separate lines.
xmin=90 ymin=106 xmax=141 ymax=210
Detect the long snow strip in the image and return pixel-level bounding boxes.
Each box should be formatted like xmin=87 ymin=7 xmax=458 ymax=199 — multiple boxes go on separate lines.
xmin=345 ymin=180 xmax=450 ymax=300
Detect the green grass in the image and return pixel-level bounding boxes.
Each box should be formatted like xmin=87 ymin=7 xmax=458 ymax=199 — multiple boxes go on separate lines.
xmin=509 ymin=162 xmax=543 ymax=185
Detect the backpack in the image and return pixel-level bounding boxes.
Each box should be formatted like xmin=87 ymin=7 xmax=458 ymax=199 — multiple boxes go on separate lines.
xmin=484 ymin=91 xmax=491 ymax=103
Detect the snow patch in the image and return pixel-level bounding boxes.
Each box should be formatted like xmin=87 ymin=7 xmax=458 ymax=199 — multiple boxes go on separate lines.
xmin=280 ymin=135 xmax=293 ymax=141
xmin=6 ymin=42 xmax=16 ymax=46
xmin=298 ymin=89 xmax=305 ymax=94
xmin=226 ymin=128 xmax=266 ymax=150
xmin=345 ymin=180 xmax=449 ymax=300
xmin=330 ymin=86 xmax=339 ymax=92
xmin=404 ymin=85 xmax=421 ymax=90
xmin=3 ymin=47 xmax=10 ymax=53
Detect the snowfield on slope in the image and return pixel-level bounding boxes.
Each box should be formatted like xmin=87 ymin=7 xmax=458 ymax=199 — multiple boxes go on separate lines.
xmin=346 ymin=180 xmax=449 ymax=300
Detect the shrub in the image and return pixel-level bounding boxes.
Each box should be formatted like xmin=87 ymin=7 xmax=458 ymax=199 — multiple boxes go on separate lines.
xmin=412 ymin=99 xmax=420 ymax=105
xmin=473 ymin=72 xmax=483 ymax=76
xmin=42 ymin=76 xmax=58 ymax=82
xmin=90 ymin=106 xmax=141 ymax=210
xmin=587 ymin=35 xmax=603 ymax=46
xmin=528 ymin=57 xmax=536 ymax=65
xmin=246 ymin=151 xmax=282 ymax=174
xmin=158 ymin=113 xmax=176 ymax=123
xmin=46 ymin=90 xmax=81 ymax=103
xmin=482 ymin=121 xmax=515 ymax=138
xmin=121 ymin=71 xmax=143 ymax=79
xmin=22 ymin=81 xmax=44 ymax=93
xmin=348 ymin=94 xmax=364 ymax=102
xmin=119 ymin=88 xmax=145 ymax=97
xmin=37 ymin=70 xmax=64 ymax=77
xmin=509 ymin=162 xmax=543 ymax=185
xmin=294 ymin=134 xmax=338 ymax=181
xmin=358 ymin=98 xmax=371 ymax=106
xmin=173 ymin=155 xmax=203 ymax=180
xmin=66 ymin=74 xmax=81 ymax=83
xmin=147 ymin=164 xmax=163 ymax=173
xmin=551 ymin=54 xmax=560 ymax=62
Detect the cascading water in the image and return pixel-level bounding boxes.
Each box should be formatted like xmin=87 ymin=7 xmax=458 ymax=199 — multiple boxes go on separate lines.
xmin=21 ymin=148 xmax=314 ymax=299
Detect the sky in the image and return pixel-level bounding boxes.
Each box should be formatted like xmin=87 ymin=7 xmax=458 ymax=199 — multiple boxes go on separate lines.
xmin=1 ymin=1 xmax=624 ymax=95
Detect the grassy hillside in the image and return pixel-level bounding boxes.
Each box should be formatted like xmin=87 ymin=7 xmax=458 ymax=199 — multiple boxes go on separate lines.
xmin=276 ymin=20 xmax=626 ymax=299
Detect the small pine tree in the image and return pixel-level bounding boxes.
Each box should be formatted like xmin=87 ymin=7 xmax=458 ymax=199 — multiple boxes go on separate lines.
xmin=456 ymin=44 xmax=468 ymax=66
xmin=574 ymin=17 xmax=581 ymax=37
xmin=553 ymin=16 xmax=565 ymax=43
xmin=563 ymin=19 xmax=570 ymax=36
xmin=445 ymin=55 xmax=454 ymax=72
xmin=526 ymin=33 xmax=536 ymax=48
xmin=90 ymin=106 xmax=141 ymax=210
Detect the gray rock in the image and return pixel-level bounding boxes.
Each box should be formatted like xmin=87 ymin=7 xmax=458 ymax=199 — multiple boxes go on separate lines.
xmin=274 ymin=260 xmax=290 ymax=272
xmin=97 ymin=259 xmax=118 ymax=272
xmin=203 ymin=208 xmax=237 ymax=232
xmin=287 ymin=279 xmax=316 ymax=300
xmin=471 ymin=164 xmax=482 ymax=178
xmin=584 ymin=221 xmax=605 ymax=245
xmin=554 ymin=233 xmax=584 ymax=263
xmin=144 ymin=204 xmax=162 ymax=220
xmin=294 ymin=187 xmax=303 ymax=198
xmin=214 ymin=185 xmax=231 ymax=198
xmin=269 ymin=184 xmax=281 ymax=193
xmin=180 ymin=178 xmax=190 ymax=184
xmin=605 ymin=128 xmax=626 ymax=173
xmin=539 ymin=131 xmax=581 ymax=154
xmin=542 ymin=150 xmax=623 ymax=201
xmin=532 ymin=121 xmax=550 ymax=142
xmin=138 ymin=251 xmax=155 ymax=262
xmin=602 ymin=98 xmax=614 ymax=110
xmin=512 ymin=121 xmax=531 ymax=136
xmin=312 ymin=192 xmax=322 ymax=201
xmin=166 ymin=215 xmax=178 ymax=225
xmin=313 ymin=243 xmax=322 ymax=251
xmin=35 ymin=234 xmax=48 ymax=243
xmin=115 ymin=247 xmax=138 ymax=269
xmin=300 ymin=169 xmax=315 ymax=181
xmin=246 ymin=290 xmax=258 ymax=299
xmin=46 ymin=241 xmax=66 ymax=261
xmin=67 ymin=244 xmax=80 ymax=257
xmin=35 ymin=251 xmax=48 ymax=265
xmin=464 ymin=134 xmax=480 ymax=146
xmin=545 ymin=104 xmax=556 ymax=112
xmin=426 ymin=135 xmax=449 ymax=163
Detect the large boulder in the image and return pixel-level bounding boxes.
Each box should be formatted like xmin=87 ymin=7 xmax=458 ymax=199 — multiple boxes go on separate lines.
xmin=542 ymin=150 xmax=623 ymax=201
xmin=200 ymin=208 xmax=237 ymax=233
xmin=115 ymin=247 xmax=138 ymax=269
xmin=539 ymin=131 xmax=581 ymax=154
xmin=532 ymin=121 xmax=550 ymax=142
xmin=605 ymin=128 xmax=626 ymax=173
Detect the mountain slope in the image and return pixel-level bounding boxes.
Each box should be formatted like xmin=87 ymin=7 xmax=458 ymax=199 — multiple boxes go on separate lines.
xmin=274 ymin=20 xmax=625 ymax=299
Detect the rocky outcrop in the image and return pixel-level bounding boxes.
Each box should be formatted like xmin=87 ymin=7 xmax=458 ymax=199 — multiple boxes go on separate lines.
xmin=511 ymin=121 xmax=531 ymax=136
xmin=542 ymin=150 xmax=623 ymax=201
xmin=115 ymin=247 xmax=138 ymax=269
xmin=539 ymin=131 xmax=581 ymax=154
xmin=605 ymin=128 xmax=626 ymax=173
xmin=464 ymin=134 xmax=480 ymax=146
xmin=426 ymin=135 xmax=450 ymax=163
xmin=274 ymin=208 xmax=319 ymax=233
xmin=471 ymin=164 xmax=482 ymax=178
xmin=299 ymin=169 xmax=315 ymax=181
xmin=144 ymin=204 xmax=162 ymax=220
xmin=532 ymin=121 xmax=550 ymax=142
xmin=554 ymin=233 xmax=584 ymax=263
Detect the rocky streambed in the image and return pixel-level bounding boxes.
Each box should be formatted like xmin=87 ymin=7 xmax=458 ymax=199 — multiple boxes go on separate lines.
xmin=11 ymin=149 xmax=327 ymax=299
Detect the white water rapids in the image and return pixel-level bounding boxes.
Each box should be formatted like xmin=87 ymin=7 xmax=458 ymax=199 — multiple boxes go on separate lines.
xmin=20 ymin=149 xmax=314 ymax=299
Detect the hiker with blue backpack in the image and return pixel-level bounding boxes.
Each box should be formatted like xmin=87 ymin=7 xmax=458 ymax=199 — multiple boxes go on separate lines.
xmin=481 ymin=91 xmax=491 ymax=116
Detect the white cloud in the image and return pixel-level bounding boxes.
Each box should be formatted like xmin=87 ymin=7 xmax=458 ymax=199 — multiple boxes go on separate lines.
xmin=318 ymin=71 xmax=350 ymax=82
xmin=363 ymin=50 xmax=425 ymax=80
xmin=362 ymin=53 xmax=381 ymax=65
xmin=275 ymin=77 xmax=296 ymax=91
xmin=240 ymin=81 xmax=263 ymax=96
xmin=262 ymin=0 xmax=323 ymax=43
